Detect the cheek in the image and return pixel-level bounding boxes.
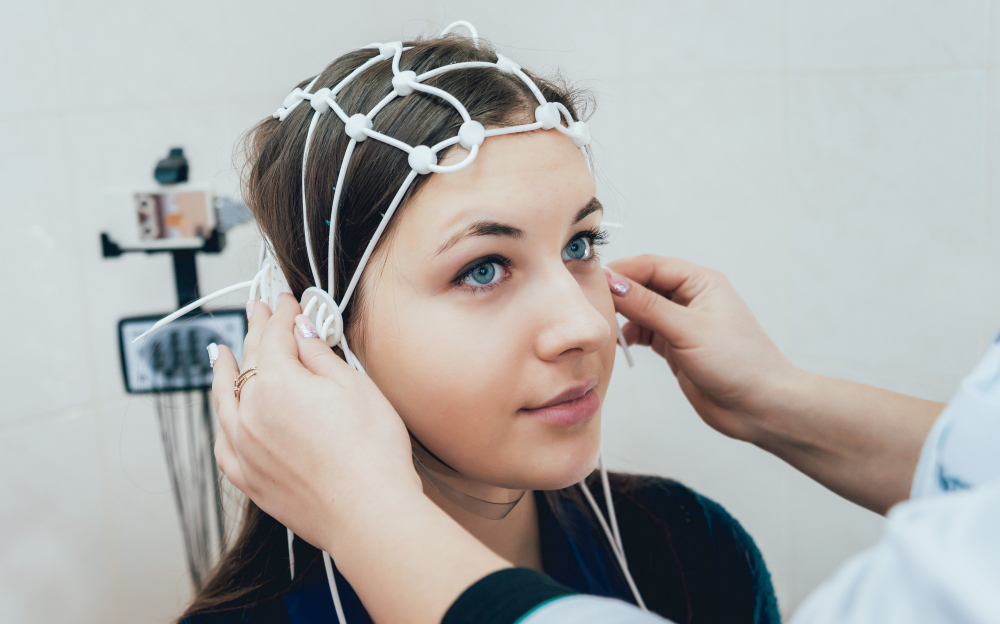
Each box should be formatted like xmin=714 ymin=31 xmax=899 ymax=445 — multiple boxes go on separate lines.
xmin=363 ymin=298 xmax=525 ymax=449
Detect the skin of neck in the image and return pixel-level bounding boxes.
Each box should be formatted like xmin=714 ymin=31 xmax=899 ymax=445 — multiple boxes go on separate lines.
xmin=417 ymin=470 xmax=543 ymax=571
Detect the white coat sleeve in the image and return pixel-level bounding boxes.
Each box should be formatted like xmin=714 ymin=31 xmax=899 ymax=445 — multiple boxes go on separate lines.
xmin=790 ymin=336 xmax=1000 ymax=624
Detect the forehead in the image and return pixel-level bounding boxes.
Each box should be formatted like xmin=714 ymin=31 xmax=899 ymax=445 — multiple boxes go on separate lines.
xmin=399 ymin=130 xmax=595 ymax=236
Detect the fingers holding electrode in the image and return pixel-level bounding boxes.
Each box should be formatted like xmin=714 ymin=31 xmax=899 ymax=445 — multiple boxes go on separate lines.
xmin=293 ymin=313 xmax=355 ymax=381
xmin=256 ymin=292 xmax=303 ymax=369
xmin=604 ymin=265 xmax=691 ymax=347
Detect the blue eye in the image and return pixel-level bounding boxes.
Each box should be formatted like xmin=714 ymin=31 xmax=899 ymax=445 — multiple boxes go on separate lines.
xmin=562 ymin=236 xmax=592 ymax=261
xmin=463 ymin=261 xmax=502 ymax=286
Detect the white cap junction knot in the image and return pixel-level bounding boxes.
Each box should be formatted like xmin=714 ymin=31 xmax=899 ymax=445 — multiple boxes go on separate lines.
xmin=407 ymin=145 xmax=437 ymax=174
xmin=310 ymin=88 xmax=333 ymax=113
xmin=458 ymin=120 xmax=486 ymax=150
xmin=392 ymin=70 xmax=417 ymax=96
xmin=567 ymin=120 xmax=591 ymax=147
xmin=535 ymin=102 xmax=561 ymax=130
xmin=345 ymin=114 xmax=373 ymax=142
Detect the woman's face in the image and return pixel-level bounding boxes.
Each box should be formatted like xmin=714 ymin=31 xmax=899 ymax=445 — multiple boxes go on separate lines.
xmin=356 ymin=129 xmax=616 ymax=491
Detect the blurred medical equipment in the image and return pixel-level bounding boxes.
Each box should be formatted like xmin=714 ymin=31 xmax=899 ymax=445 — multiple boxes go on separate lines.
xmin=154 ymin=147 xmax=189 ymax=185
xmin=102 ymin=149 xmax=252 ymax=589
xmin=135 ymin=21 xmax=643 ymax=619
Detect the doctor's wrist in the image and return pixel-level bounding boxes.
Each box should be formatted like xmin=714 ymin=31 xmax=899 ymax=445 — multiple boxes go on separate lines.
xmin=739 ymin=365 xmax=820 ymax=447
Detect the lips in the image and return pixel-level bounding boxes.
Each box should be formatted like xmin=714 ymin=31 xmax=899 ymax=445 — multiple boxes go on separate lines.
xmin=520 ymin=379 xmax=600 ymax=426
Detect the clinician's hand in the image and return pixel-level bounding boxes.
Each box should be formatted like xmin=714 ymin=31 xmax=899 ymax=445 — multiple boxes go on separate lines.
xmin=210 ymin=293 xmax=509 ymax=624
xmin=606 ymin=255 xmax=794 ymax=442
xmin=606 ymin=255 xmax=943 ymax=514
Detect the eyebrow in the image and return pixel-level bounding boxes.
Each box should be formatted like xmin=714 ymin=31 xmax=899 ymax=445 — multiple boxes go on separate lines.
xmin=573 ymin=197 xmax=603 ymax=225
xmin=435 ymin=197 xmax=603 ymax=256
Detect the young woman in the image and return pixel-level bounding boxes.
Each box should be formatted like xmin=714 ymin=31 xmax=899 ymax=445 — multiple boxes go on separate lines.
xmin=181 ymin=33 xmax=779 ymax=624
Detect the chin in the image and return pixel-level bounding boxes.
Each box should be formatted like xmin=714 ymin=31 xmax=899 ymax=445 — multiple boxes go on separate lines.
xmin=498 ymin=426 xmax=603 ymax=491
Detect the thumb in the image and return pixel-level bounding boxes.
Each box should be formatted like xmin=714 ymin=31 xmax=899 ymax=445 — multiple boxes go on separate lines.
xmin=605 ymin=267 xmax=692 ymax=346
xmin=294 ymin=314 xmax=355 ymax=381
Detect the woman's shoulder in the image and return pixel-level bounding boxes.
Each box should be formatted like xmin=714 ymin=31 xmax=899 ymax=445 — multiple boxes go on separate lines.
xmin=602 ymin=473 xmax=780 ymax=624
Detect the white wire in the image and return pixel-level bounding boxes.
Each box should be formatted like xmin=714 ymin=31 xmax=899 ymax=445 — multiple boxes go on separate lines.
xmin=287 ymin=528 xmax=295 ymax=580
xmin=416 ymin=61 xmax=496 ymax=82
xmin=408 ymin=81 xmax=472 ymax=123
xmin=615 ymin=318 xmax=635 ymax=368
xmin=132 ymin=280 xmax=254 ymax=343
xmin=301 ymin=110 xmax=323 ymax=288
xmin=361 ymin=128 xmax=412 ymax=153
xmin=579 ymin=475 xmax=648 ymax=610
xmin=327 ymin=140 xmax=357 ymax=297
xmin=440 ymin=20 xmax=479 ymax=46
xmin=338 ymin=169 xmax=419 ymax=311
xmin=322 ymin=550 xmax=349 ymax=624
xmin=428 ymin=144 xmax=479 ymax=174
xmin=598 ymin=453 xmax=625 ymax=555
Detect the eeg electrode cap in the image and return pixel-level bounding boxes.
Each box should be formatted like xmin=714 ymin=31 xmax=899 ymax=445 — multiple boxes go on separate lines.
xmin=299 ymin=287 xmax=344 ymax=347
xmin=568 ymin=121 xmax=591 ymax=147
xmin=495 ymin=53 xmax=520 ymax=74
xmin=283 ymin=88 xmax=304 ymax=108
xmin=379 ymin=41 xmax=403 ymax=59
xmin=408 ymin=145 xmax=437 ymax=174
xmin=392 ymin=71 xmax=417 ymax=96
xmin=310 ymin=88 xmax=333 ymax=113
xmin=535 ymin=102 xmax=561 ymax=130
xmin=458 ymin=120 xmax=486 ymax=150
xmin=345 ymin=114 xmax=373 ymax=142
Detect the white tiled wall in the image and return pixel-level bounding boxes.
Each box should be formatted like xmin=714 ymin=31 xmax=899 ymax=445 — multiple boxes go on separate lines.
xmin=2 ymin=1 xmax=997 ymax=621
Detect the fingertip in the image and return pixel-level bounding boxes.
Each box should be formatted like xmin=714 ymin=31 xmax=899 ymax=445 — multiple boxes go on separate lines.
xmin=604 ymin=267 xmax=631 ymax=297
xmin=294 ymin=314 xmax=320 ymax=340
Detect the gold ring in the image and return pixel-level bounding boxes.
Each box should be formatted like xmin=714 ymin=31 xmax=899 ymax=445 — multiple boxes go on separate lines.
xmin=234 ymin=368 xmax=258 ymax=400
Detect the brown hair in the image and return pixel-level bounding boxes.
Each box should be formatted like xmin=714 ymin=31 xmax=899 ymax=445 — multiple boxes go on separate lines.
xmin=182 ymin=34 xmax=590 ymax=618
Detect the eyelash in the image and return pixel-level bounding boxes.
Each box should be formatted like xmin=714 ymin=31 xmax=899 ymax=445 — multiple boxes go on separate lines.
xmin=451 ymin=228 xmax=608 ymax=293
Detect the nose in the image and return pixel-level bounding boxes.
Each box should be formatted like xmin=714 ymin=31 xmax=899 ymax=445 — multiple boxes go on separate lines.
xmin=531 ymin=266 xmax=612 ymax=362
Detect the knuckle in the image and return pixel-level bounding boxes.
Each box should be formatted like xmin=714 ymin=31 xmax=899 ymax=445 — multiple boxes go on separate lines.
xmin=637 ymin=286 xmax=661 ymax=315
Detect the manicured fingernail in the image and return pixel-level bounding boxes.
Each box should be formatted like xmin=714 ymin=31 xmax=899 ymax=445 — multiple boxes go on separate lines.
xmin=246 ymin=301 xmax=255 ymax=320
xmin=207 ymin=343 xmax=219 ymax=367
xmin=295 ymin=314 xmax=319 ymax=339
xmin=604 ymin=267 xmax=630 ymax=296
